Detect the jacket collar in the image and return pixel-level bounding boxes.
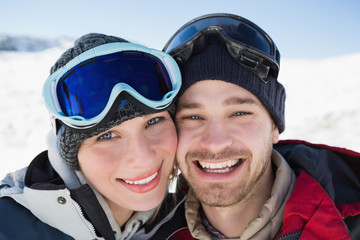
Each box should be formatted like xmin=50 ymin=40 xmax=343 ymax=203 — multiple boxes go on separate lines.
xmin=47 ymin=131 xmax=81 ymax=189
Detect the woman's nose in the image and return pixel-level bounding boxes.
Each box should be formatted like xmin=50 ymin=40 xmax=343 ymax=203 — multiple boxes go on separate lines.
xmin=125 ymin=133 xmax=156 ymax=168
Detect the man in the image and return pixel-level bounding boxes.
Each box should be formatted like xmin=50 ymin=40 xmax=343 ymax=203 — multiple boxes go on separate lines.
xmin=157 ymin=13 xmax=360 ymax=239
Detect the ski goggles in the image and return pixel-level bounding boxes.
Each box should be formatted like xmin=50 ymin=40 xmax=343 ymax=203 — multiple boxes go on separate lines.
xmin=43 ymin=42 xmax=181 ymax=130
xmin=163 ymin=13 xmax=280 ymax=82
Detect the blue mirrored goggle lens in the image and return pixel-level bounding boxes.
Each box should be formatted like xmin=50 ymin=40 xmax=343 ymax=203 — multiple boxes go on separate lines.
xmin=165 ymin=16 xmax=272 ymax=57
xmin=56 ymin=51 xmax=173 ymax=119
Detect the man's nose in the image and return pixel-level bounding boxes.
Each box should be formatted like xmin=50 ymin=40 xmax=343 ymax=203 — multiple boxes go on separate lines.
xmin=199 ymin=119 xmax=233 ymax=153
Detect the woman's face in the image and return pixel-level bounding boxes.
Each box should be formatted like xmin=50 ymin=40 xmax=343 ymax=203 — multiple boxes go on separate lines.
xmin=78 ymin=111 xmax=177 ymax=214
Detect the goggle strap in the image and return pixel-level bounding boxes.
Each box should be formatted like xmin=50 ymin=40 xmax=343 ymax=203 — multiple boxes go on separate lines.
xmin=164 ymin=14 xmax=279 ymax=81
xmin=61 ymin=92 xmax=169 ymax=132
xmin=173 ymin=32 xmax=273 ymax=82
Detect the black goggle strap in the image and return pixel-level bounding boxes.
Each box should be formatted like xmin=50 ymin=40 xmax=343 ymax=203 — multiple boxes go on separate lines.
xmin=226 ymin=42 xmax=272 ymax=83
xmin=57 ymin=92 xmax=170 ymax=133
xmin=172 ymin=31 xmax=275 ymax=83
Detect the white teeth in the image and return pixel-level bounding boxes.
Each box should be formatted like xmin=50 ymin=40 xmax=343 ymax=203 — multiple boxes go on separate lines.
xmin=123 ymin=171 xmax=158 ymax=185
xmin=198 ymin=159 xmax=239 ymax=170
xmin=206 ymin=168 xmax=231 ymax=173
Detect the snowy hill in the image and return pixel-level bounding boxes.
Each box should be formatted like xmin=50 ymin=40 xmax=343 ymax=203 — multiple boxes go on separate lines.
xmin=0 ymin=35 xmax=73 ymax=52
xmin=279 ymin=54 xmax=360 ymax=151
xmin=1 ymin=36 xmax=359 ymax=178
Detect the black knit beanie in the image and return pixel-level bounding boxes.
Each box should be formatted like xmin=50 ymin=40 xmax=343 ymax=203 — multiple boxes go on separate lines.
xmin=179 ymin=37 xmax=286 ymax=133
xmin=50 ymin=33 xmax=174 ymax=170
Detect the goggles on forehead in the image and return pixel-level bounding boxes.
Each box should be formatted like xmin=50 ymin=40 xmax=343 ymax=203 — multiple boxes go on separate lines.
xmin=163 ymin=13 xmax=280 ymax=82
xmin=43 ymin=42 xmax=181 ymax=130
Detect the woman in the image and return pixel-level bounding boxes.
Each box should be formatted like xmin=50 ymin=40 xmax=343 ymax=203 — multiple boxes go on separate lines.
xmin=0 ymin=33 xmax=182 ymax=239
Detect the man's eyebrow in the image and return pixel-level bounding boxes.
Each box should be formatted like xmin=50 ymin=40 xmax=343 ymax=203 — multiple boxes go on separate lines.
xmin=223 ymin=97 xmax=259 ymax=106
xmin=176 ymin=102 xmax=203 ymax=111
xmin=177 ymin=97 xmax=260 ymax=111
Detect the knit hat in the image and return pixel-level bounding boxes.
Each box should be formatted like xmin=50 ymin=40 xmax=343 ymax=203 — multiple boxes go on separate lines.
xmin=50 ymin=33 xmax=174 ymax=170
xmin=179 ymin=37 xmax=286 ymax=133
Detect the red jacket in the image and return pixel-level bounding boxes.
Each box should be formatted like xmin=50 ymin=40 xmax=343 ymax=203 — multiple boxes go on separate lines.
xmin=275 ymin=140 xmax=360 ymax=240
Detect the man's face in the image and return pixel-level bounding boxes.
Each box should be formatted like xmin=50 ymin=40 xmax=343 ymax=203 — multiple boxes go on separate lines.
xmin=175 ymin=80 xmax=279 ymax=207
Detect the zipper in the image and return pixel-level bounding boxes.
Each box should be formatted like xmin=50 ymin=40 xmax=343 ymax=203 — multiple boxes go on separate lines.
xmin=275 ymin=230 xmax=302 ymax=240
xmin=144 ymin=195 xmax=187 ymax=240
xmin=65 ymin=189 xmax=100 ymax=239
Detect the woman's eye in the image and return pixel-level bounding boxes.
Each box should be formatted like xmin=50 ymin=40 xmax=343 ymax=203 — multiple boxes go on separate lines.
xmin=98 ymin=131 xmax=115 ymax=140
xmin=147 ymin=117 xmax=163 ymax=126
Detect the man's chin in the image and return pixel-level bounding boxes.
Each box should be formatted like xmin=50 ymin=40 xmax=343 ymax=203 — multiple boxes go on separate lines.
xmin=191 ymin=184 xmax=247 ymax=207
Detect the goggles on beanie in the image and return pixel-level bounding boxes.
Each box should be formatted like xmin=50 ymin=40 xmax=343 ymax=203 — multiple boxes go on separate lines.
xmin=163 ymin=13 xmax=280 ymax=83
xmin=43 ymin=42 xmax=181 ymax=131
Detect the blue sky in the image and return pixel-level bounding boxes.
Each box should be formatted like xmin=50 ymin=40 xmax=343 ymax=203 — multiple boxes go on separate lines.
xmin=1 ymin=0 xmax=359 ymax=59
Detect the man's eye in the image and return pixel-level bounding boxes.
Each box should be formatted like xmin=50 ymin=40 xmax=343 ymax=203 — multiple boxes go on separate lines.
xmin=233 ymin=112 xmax=250 ymax=116
xmin=186 ymin=115 xmax=201 ymax=120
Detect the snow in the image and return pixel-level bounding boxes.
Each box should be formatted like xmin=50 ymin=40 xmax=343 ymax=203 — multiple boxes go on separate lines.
xmin=279 ymin=54 xmax=360 ymax=151
xmin=1 ymin=38 xmax=359 ymax=178
xmin=1 ymin=42 xmax=72 ymax=178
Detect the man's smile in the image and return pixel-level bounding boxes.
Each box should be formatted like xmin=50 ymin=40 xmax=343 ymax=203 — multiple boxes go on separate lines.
xmin=197 ymin=159 xmax=243 ymax=173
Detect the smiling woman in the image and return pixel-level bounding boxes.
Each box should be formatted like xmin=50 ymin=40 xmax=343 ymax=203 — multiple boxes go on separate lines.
xmin=78 ymin=112 xmax=177 ymax=215
xmin=0 ymin=33 xmax=182 ymax=240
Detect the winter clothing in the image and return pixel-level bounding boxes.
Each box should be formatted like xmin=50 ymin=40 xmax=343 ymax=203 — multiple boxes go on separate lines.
xmin=1 ymin=138 xmax=359 ymax=239
xmin=137 ymin=141 xmax=360 ymax=239
xmin=0 ymin=132 xmax=165 ymax=240
xmin=178 ymin=37 xmax=286 ymax=133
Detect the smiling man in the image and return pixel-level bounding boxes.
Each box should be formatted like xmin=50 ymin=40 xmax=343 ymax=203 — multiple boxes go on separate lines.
xmin=159 ymin=13 xmax=360 ymax=239
xmin=177 ymin=79 xmax=277 ymax=196
xmin=175 ymin=79 xmax=281 ymax=238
